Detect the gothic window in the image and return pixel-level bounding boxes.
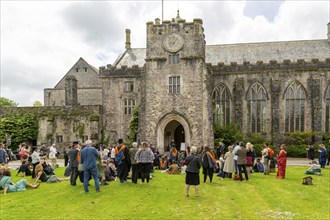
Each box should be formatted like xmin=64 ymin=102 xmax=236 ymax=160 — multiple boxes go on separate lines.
xmin=285 ymin=81 xmax=306 ymax=132
xmin=124 ymin=99 xmax=135 ymax=115
xmin=326 ymin=85 xmax=330 ymax=132
xmin=247 ymin=82 xmax=267 ymax=133
xmin=212 ymin=83 xmax=231 ymax=126
xmin=124 ymin=82 xmax=134 ymax=93
xmin=169 ymin=54 xmax=180 ymax=64
xmin=169 ymin=76 xmax=180 ymax=94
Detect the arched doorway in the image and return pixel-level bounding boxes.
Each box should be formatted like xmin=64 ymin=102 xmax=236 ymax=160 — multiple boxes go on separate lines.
xmin=157 ymin=113 xmax=190 ymax=154
xmin=163 ymin=121 xmax=185 ymax=151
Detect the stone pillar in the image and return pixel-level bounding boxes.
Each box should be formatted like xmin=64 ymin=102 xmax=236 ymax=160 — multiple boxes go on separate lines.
xmin=233 ymin=78 xmax=244 ymax=129
xmin=308 ymin=77 xmax=322 ymax=132
xmin=65 ymin=75 xmax=78 ymax=106
xmin=270 ymin=79 xmax=281 ymax=148
xmin=327 ymin=22 xmax=330 ymax=41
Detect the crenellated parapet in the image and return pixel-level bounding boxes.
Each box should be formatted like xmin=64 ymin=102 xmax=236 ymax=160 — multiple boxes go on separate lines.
xmin=99 ymin=64 xmax=143 ymax=77
xmin=209 ymin=58 xmax=330 ymax=74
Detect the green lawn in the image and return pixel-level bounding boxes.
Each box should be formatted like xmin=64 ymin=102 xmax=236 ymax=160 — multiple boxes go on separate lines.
xmin=0 ymin=166 xmax=329 ymax=220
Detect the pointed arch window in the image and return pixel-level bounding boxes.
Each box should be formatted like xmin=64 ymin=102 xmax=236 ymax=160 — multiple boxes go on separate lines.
xmin=212 ymin=84 xmax=231 ymax=126
xmin=285 ymin=81 xmax=306 ymax=132
xmin=326 ymin=85 xmax=330 ymax=132
xmin=247 ymin=83 xmax=267 ymax=133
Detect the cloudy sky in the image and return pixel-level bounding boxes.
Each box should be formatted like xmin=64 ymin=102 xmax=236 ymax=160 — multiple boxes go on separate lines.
xmin=1 ymin=0 xmax=329 ymax=106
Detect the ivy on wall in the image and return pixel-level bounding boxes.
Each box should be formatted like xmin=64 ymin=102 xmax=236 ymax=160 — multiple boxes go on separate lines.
xmin=0 ymin=114 xmax=38 ymax=149
xmin=127 ymin=106 xmax=139 ymax=144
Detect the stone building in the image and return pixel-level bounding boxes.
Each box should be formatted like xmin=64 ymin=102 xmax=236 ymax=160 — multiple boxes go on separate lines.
xmin=40 ymin=15 xmax=330 ymax=152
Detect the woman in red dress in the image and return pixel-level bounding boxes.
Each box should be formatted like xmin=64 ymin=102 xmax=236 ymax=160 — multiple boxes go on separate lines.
xmin=276 ymin=144 xmax=287 ymax=179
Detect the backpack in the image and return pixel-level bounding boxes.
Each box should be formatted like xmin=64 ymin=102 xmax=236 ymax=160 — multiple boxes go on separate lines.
xmin=115 ymin=145 xmax=125 ymax=165
xmin=47 ymin=175 xmax=58 ymax=183
xmin=267 ymin=147 xmax=274 ymax=159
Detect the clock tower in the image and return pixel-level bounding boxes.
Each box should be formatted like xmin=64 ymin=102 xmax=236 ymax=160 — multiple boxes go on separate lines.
xmin=140 ymin=15 xmax=213 ymax=152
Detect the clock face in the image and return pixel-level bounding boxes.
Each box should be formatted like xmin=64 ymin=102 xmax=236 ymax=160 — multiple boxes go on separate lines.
xmin=163 ymin=33 xmax=184 ymax=53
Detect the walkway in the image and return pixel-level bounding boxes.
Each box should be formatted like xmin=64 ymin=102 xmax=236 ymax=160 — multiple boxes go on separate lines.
xmin=5 ymin=157 xmax=315 ymax=170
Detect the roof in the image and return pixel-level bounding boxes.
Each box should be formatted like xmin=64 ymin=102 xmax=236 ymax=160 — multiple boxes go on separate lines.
xmin=113 ymin=48 xmax=146 ymax=68
xmin=205 ymin=39 xmax=330 ymax=65
xmin=54 ymin=57 xmax=101 ymax=89
xmin=112 ymin=39 xmax=330 ymax=68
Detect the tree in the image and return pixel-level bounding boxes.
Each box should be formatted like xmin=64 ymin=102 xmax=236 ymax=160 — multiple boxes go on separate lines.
xmin=33 ymin=101 xmax=43 ymax=106
xmin=0 ymin=97 xmax=18 ymax=107
xmin=0 ymin=114 xmax=38 ymax=149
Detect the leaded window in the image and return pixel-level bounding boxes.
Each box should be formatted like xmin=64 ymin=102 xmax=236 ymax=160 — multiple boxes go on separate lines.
xmin=285 ymin=81 xmax=306 ymax=132
xmin=169 ymin=76 xmax=180 ymax=94
xmin=124 ymin=99 xmax=135 ymax=115
xmin=326 ymin=85 xmax=330 ymax=132
xmin=247 ymin=83 xmax=267 ymax=133
xmin=212 ymin=84 xmax=231 ymax=126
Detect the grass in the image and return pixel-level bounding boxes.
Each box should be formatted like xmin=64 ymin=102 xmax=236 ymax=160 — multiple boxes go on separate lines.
xmin=0 ymin=166 xmax=329 ymax=220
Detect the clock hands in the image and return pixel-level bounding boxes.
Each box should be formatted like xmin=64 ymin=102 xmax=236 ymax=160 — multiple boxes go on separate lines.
xmin=171 ymin=36 xmax=178 ymax=45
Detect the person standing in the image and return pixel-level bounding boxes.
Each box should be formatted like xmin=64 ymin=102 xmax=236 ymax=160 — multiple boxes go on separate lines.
xmin=233 ymin=142 xmax=240 ymax=174
xmin=0 ymin=143 xmax=7 ymax=165
xmin=63 ymin=146 xmax=69 ymax=167
xmin=327 ymin=140 xmax=330 ymax=166
xmin=68 ymin=141 xmax=79 ymax=186
xmin=307 ymin=144 xmax=315 ymax=164
xmin=245 ymin=142 xmax=255 ymax=175
xmin=31 ymin=146 xmax=40 ymax=178
xmin=276 ymin=144 xmax=287 ymax=179
xmin=115 ymin=139 xmax=131 ymax=183
xmin=169 ymin=145 xmax=178 ymax=164
xmin=80 ymin=140 xmax=100 ymax=193
xmin=222 ymin=145 xmax=235 ymax=179
xmin=185 ymin=146 xmax=201 ymax=197
xmin=135 ymin=142 xmax=154 ymax=184
xmin=318 ymin=144 xmax=327 ymax=168
xmin=202 ymin=145 xmax=217 ymax=183
xmin=49 ymin=144 xmax=58 ymax=169
xmin=261 ymin=143 xmax=270 ymax=175
xmin=235 ymin=142 xmax=248 ymax=181
xmin=129 ymin=142 xmax=139 ymax=184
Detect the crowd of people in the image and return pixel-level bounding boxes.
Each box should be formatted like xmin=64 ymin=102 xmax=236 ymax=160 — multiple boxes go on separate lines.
xmin=0 ymin=139 xmax=329 ymax=196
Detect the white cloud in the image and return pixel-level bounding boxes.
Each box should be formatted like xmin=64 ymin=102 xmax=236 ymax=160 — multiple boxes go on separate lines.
xmin=0 ymin=1 xmax=329 ymax=106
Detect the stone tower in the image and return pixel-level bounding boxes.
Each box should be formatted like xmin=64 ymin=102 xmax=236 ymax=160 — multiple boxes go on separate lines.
xmin=139 ymin=16 xmax=213 ymax=152
xmin=65 ymin=75 xmax=78 ymax=106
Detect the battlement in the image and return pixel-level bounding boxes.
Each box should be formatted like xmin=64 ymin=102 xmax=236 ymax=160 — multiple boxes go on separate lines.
xmin=209 ymin=58 xmax=330 ymax=73
xmin=99 ymin=64 xmax=143 ymax=77
xmin=146 ymin=17 xmax=204 ymax=36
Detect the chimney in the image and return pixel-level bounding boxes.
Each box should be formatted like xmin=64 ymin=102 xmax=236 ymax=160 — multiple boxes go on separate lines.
xmin=328 ymin=22 xmax=330 ymax=40
xmin=125 ymin=29 xmax=131 ymax=49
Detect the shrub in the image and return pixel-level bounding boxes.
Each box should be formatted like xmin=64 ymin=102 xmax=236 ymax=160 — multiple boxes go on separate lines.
xmin=214 ymin=123 xmax=243 ymax=147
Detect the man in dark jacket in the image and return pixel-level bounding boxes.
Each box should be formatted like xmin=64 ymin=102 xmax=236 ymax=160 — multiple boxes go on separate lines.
xmin=68 ymin=141 xmax=79 ymax=186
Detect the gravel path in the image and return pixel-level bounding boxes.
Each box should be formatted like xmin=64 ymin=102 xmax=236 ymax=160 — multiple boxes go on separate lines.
xmin=5 ymin=157 xmax=320 ymax=170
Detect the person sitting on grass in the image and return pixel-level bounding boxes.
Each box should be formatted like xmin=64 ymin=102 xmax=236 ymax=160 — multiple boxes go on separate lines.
xmin=0 ymin=167 xmax=39 ymax=194
xmin=159 ymin=155 xmax=168 ymax=170
xmin=16 ymin=161 xmax=32 ymax=177
xmin=252 ymin=158 xmax=264 ymax=173
xmin=167 ymin=160 xmax=180 ymax=174
xmin=304 ymin=161 xmax=322 ymax=175
xmin=33 ymin=164 xmax=69 ymax=184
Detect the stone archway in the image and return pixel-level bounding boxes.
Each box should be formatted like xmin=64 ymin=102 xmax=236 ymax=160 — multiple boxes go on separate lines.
xmin=157 ymin=114 xmax=191 ymax=154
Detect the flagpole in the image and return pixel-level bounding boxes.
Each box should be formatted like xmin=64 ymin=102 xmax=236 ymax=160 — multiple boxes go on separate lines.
xmin=162 ymin=0 xmax=164 ymax=21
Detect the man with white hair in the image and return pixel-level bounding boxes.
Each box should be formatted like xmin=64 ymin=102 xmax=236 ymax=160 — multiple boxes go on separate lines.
xmin=80 ymin=140 xmax=100 ymax=192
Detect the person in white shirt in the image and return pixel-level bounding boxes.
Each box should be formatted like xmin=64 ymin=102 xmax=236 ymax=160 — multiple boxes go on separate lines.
xmin=49 ymin=144 xmax=58 ymax=169
xmin=233 ymin=142 xmax=240 ymax=174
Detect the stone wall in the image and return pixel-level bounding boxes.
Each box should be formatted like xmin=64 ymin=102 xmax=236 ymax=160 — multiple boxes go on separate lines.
xmin=0 ymin=105 xmax=103 ymax=149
